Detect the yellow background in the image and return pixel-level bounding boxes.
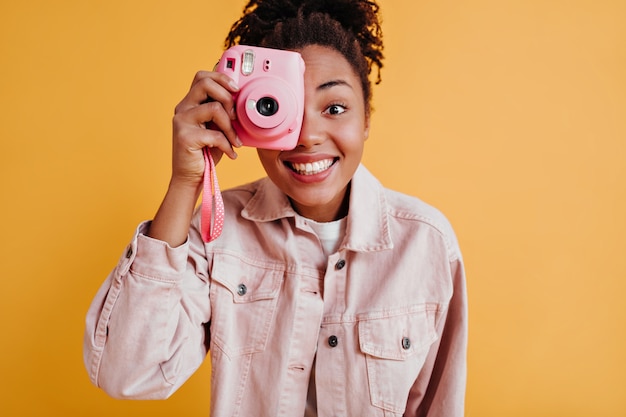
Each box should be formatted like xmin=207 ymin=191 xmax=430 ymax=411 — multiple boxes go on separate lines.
xmin=1 ymin=0 xmax=624 ymax=416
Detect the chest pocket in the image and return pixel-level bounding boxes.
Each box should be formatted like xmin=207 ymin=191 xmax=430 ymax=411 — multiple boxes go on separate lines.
xmin=358 ymin=305 xmax=440 ymax=414
xmin=209 ymin=253 xmax=284 ymax=358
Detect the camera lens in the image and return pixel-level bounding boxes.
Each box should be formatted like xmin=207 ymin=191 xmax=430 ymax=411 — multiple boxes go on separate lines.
xmin=256 ymin=97 xmax=279 ymax=117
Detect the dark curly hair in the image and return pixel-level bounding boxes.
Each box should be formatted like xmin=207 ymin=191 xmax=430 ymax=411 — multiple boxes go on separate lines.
xmin=225 ymin=0 xmax=384 ymax=113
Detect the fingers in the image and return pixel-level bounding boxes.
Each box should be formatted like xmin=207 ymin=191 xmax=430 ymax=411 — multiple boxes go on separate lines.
xmin=168 ymin=71 xmax=244 ymax=186
xmin=176 ymin=71 xmax=239 ymax=117
xmin=173 ymin=100 xmax=240 ymax=159
xmin=173 ymin=71 xmax=242 ymax=155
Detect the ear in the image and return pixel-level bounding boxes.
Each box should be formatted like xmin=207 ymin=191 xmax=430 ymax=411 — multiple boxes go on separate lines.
xmin=364 ymin=114 xmax=371 ymax=140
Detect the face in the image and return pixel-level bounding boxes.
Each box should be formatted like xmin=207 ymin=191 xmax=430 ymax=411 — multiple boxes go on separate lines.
xmin=257 ymin=44 xmax=370 ymax=222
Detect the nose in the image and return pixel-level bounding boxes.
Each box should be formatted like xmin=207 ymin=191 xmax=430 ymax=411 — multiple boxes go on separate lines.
xmin=296 ymin=110 xmax=324 ymax=149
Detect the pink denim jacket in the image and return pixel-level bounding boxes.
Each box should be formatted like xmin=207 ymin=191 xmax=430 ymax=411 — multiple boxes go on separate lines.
xmin=84 ymin=164 xmax=467 ymax=416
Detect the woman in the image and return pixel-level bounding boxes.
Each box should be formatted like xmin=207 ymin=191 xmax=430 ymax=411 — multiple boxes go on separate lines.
xmin=84 ymin=1 xmax=468 ymax=415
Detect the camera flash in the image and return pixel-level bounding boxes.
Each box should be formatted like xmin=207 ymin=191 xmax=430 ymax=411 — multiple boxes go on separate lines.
xmin=242 ymin=49 xmax=255 ymax=76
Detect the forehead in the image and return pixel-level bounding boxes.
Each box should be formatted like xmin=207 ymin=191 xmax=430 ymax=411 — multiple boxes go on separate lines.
xmin=298 ymin=45 xmax=362 ymax=89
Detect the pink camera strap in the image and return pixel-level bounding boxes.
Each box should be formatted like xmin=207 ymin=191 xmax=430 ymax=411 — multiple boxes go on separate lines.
xmin=201 ymin=147 xmax=224 ymax=243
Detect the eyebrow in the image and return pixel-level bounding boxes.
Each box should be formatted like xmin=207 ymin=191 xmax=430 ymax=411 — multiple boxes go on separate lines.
xmin=317 ymin=79 xmax=353 ymax=91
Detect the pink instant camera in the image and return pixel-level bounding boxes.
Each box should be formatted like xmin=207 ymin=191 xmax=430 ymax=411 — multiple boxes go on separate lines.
xmin=215 ymin=45 xmax=305 ymax=150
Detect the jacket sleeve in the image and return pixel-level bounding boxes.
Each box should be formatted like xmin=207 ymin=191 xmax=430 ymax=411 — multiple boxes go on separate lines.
xmin=405 ymin=256 xmax=468 ymax=416
xmin=83 ymin=221 xmax=211 ymax=399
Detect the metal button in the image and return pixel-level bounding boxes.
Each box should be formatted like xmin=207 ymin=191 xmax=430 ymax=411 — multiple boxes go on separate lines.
xmin=237 ymin=283 xmax=247 ymax=296
xmin=328 ymin=335 xmax=339 ymax=347
xmin=402 ymin=337 xmax=411 ymax=350
xmin=335 ymin=259 xmax=346 ymax=270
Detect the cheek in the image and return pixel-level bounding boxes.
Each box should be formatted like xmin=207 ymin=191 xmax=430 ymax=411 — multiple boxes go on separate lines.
xmin=335 ymin=122 xmax=368 ymax=152
xmin=256 ymin=150 xmax=282 ymax=173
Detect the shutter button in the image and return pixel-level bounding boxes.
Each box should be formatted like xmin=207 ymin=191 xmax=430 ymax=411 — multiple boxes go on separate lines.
xmin=328 ymin=335 xmax=339 ymax=347
xmin=237 ymin=284 xmax=247 ymax=296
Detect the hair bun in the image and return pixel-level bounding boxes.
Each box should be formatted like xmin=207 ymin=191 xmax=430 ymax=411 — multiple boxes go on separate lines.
xmin=226 ymin=0 xmax=383 ymax=82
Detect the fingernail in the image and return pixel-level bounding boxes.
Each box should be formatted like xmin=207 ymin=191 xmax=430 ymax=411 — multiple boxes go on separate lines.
xmin=234 ymin=135 xmax=243 ymax=147
xmin=229 ymin=80 xmax=239 ymax=91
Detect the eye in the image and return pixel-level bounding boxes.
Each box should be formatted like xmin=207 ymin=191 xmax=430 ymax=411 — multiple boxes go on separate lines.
xmin=324 ymin=104 xmax=347 ymax=116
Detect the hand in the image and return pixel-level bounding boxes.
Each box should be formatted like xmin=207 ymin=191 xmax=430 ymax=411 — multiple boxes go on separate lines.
xmin=170 ymin=71 xmax=242 ymax=188
xmin=146 ymin=72 xmax=241 ymax=246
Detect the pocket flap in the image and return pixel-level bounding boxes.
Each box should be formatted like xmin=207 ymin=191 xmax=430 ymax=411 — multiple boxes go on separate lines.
xmin=358 ymin=305 xmax=439 ymax=360
xmin=211 ymin=253 xmax=283 ymax=303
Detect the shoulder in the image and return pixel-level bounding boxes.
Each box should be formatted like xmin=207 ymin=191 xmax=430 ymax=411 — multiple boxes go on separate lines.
xmin=218 ymin=176 xmax=293 ymax=223
xmin=220 ymin=177 xmax=267 ymax=210
xmin=350 ymin=165 xmax=462 ymax=262
xmin=384 ymin=187 xmax=462 ymax=262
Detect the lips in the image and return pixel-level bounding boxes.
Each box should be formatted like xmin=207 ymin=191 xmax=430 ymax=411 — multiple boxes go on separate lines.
xmin=285 ymin=158 xmax=336 ymax=175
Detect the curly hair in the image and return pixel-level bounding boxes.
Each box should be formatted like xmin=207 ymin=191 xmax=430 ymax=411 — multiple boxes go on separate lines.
xmin=225 ymin=0 xmax=384 ymax=111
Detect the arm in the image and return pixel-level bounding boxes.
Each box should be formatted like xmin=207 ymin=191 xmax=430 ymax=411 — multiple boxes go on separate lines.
xmin=405 ymin=257 xmax=468 ymax=416
xmin=83 ymin=71 xmax=241 ymax=398
xmin=83 ymin=223 xmax=210 ymax=399
xmin=148 ymin=70 xmax=241 ymax=247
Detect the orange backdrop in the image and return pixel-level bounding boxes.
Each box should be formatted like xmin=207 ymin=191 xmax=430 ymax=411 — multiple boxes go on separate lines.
xmin=1 ymin=1 xmax=625 ymax=416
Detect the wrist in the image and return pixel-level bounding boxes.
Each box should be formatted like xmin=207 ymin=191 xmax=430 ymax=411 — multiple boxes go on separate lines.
xmin=167 ymin=176 xmax=203 ymax=199
xmin=147 ymin=179 xmax=202 ymax=247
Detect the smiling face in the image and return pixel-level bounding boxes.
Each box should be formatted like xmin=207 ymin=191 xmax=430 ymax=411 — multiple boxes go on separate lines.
xmin=256 ymin=44 xmax=370 ymax=222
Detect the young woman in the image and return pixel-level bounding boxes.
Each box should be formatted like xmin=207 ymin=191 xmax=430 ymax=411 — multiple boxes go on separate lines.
xmin=84 ymin=1 xmax=468 ymax=415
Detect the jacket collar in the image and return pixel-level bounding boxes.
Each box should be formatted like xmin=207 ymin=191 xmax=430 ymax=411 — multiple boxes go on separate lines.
xmin=241 ymin=164 xmax=393 ymax=252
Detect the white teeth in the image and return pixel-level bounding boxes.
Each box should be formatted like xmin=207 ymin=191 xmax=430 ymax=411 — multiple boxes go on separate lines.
xmin=289 ymin=159 xmax=334 ymax=175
